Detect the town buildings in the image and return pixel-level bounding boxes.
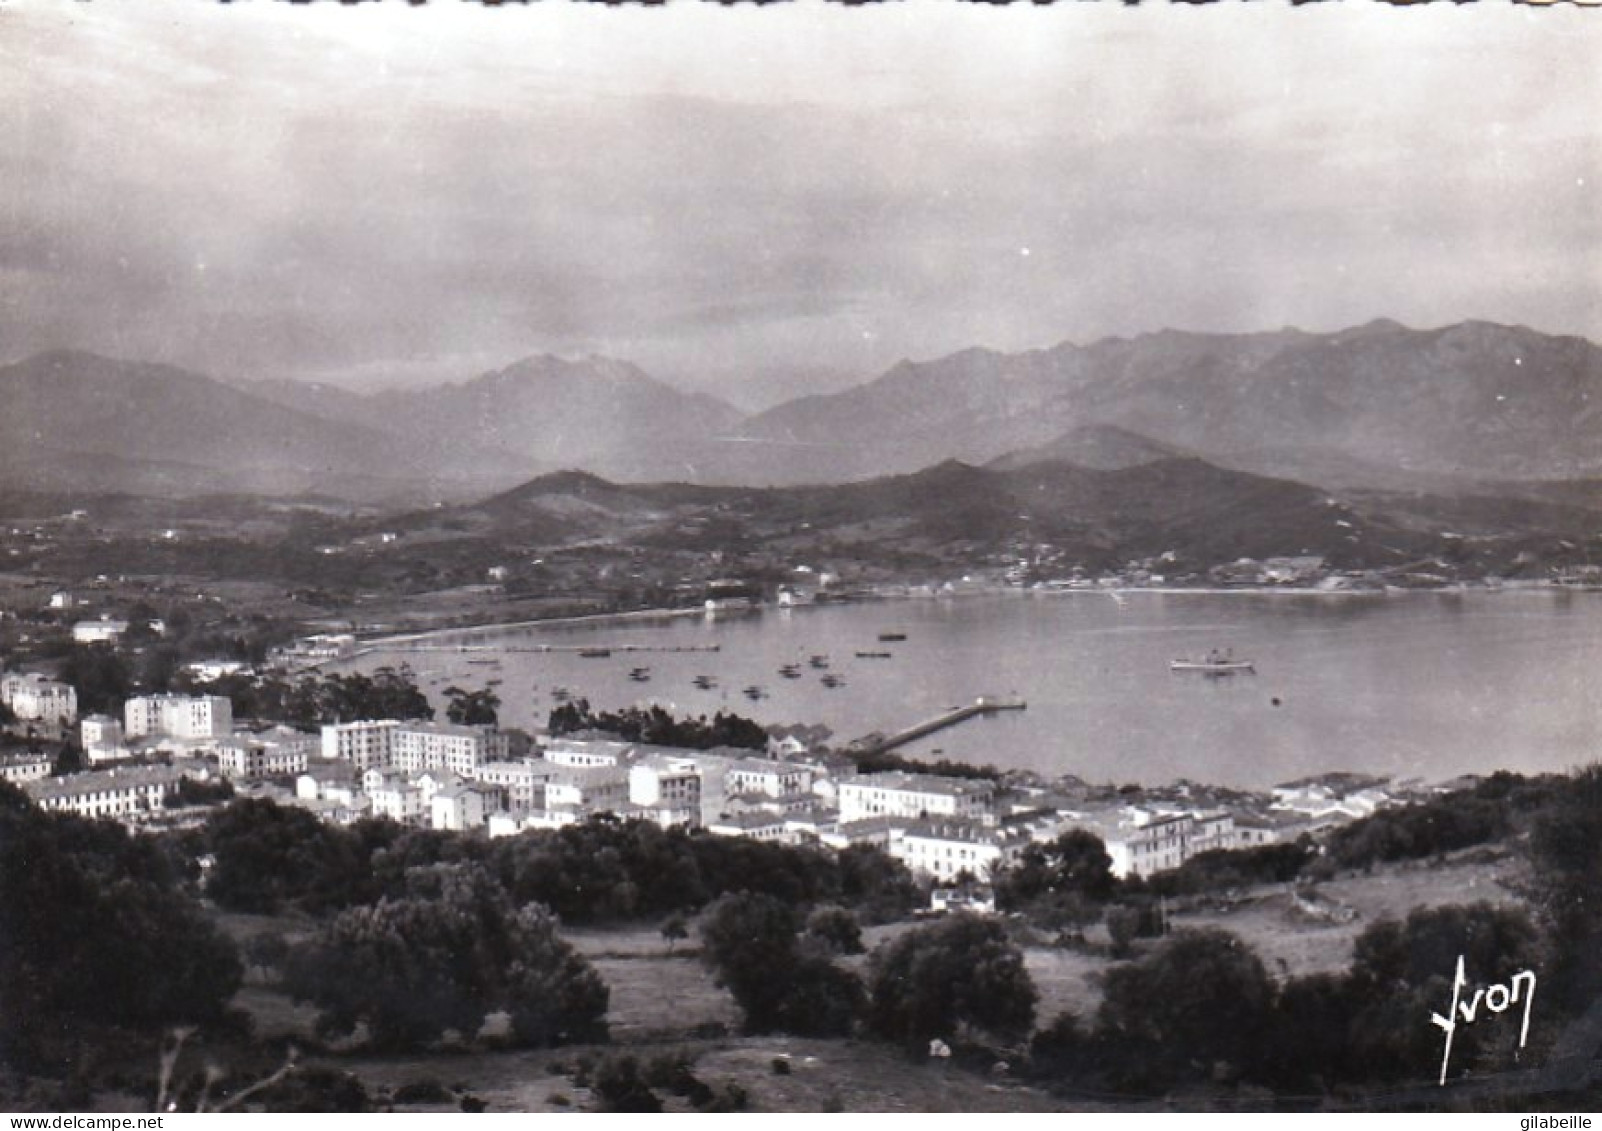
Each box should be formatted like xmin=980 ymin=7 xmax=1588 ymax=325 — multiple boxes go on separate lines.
xmin=125 ymin=693 xmax=232 ymax=741
xmin=71 ymin=618 xmax=129 ymax=645
xmin=837 ymin=771 xmax=996 ymax=824
xmin=23 ymin=764 xmax=188 ymax=821
xmin=1 ymin=672 xmax=78 ymax=725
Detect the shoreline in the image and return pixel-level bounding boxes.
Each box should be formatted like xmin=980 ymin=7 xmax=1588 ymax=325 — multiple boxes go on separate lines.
xmin=354 ymin=581 xmax=1593 ymax=649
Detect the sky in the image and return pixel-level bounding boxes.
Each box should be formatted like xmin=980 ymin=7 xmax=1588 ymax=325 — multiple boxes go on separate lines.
xmin=1 ymin=0 xmax=1599 ymax=406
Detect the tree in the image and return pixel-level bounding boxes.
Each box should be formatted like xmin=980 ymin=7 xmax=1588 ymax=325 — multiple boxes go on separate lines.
xmin=660 ymin=912 xmax=690 ymax=952
xmin=444 ymin=685 xmax=500 ymax=728
xmin=835 ymin=843 xmax=919 ymax=924
xmin=205 ymin=799 xmax=373 ymax=914
xmin=286 ymin=864 xmax=608 ymax=1052
xmin=1529 ymin=767 xmax=1602 ymax=1005
xmin=1343 ymin=902 xmax=1542 ymax=1085
xmin=805 ymin=905 xmax=864 ymax=955
xmin=698 ymin=892 xmax=863 ymax=1037
xmin=995 ymin=829 xmax=1117 ymax=922
xmin=699 ymin=892 xmax=806 ymax=1033
xmin=1095 ymin=928 xmax=1274 ymax=1088
xmin=866 ymin=915 xmax=1037 ymax=1048
xmin=57 ymin=645 xmax=132 ymax=716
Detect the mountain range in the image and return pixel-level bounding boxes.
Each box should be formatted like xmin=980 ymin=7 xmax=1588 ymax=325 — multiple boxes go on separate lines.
xmin=3 ymin=320 xmax=1600 ymax=503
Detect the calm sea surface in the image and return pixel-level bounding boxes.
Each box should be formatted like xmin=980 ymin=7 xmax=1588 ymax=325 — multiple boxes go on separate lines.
xmin=345 ymin=590 xmax=1602 ymax=790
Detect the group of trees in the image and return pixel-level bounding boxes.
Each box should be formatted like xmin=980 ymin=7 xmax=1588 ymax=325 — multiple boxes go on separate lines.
xmin=547 ymin=700 xmax=768 ymax=751
xmin=284 ymin=864 xmax=608 ymax=1051
xmin=443 ymin=685 xmax=500 ymax=727
xmin=1028 ymin=901 xmax=1546 ymax=1095
xmin=697 ymin=894 xmax=1037 ymax=1050
xmin=196 ymin=666 xmax=434 ymax=729
xmin=202 ymin=802 xmax=919 ymax=927
xmin=0 ymin=782 xmax=242 ymax=1072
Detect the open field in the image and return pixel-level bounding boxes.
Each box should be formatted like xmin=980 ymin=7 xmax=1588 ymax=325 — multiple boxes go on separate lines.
xmin=1169 ymin=849 xmax=1526 ymax=980
xmin=213 ymin=849 xmax=1538 ymax=1111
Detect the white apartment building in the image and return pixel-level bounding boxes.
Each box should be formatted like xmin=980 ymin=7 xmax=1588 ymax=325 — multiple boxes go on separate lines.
xmin=725 ymin=757 xmax=813 ymax=799
xmin=837 ymin=771 xmax=996 ymax=825
xmin=542 ymin=738 xmax=634 ymax=768
xmin=321 ymin=719 xmax=401 ymax=769
xmin=214 ymin=736 xmax=310 ymax=780
xmin=79 ymin=714 xmax=128 ymax=765
xmin=24 ymin=764 xmax=185 ymax=822
xmin=1 ymin=673 xmax=79 ymax=725
xmin=1063 ymin=810 xmax=1195 ymax=879
xmin=390 ymin=722 xmax=509 ymax=776
xmin=124 ymin=694 xmax=232 ymax=740
xmin=544 ymin=764 xmax=630 ymax=812
xmin=893 ymin=819 xmax=1030 ymax=882
xmin=296 ymin=762 xmax=360 ymax=805
xmin=628 ymin=757 xmax=702 ymax=816
xmin=431 ymin=783 xmax=499 ymax=831
xmin=0 ymin=752 xmax=52 ymax=784
xmin=706 ymin=811 xmax=790 ymax=842
xmin=473 ymin=760 xmax=555 ymax=816
xmin=363 ymin=770 xmax=427 ymax=825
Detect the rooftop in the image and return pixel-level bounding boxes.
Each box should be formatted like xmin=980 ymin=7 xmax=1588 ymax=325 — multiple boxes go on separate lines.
xmin=842 ymin=771 xmax=995 ymax=798
xmin=25 ymin=764 xmax=185 ymax=799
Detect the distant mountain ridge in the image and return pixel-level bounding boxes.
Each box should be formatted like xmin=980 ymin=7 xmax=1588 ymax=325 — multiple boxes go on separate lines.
xmin=5 ymin=320 xmax=1600 ymax=502
xmin=421 ymin=452 xmax=1602 ymax=580
xmin=729 ymin=319 xmax=1602 ymax=488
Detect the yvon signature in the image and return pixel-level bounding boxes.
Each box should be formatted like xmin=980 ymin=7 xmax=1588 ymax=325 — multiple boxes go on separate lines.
xmin=1430 ymin=955 xmax=1536 ymax=1086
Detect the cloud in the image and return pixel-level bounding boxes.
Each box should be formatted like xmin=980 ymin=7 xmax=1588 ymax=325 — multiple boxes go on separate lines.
xmin=0 ymin=0 xmax=1598 ymax=394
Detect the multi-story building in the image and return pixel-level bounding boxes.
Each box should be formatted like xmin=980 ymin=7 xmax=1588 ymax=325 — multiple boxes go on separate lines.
xmin=837 ymin=771 xmax=995 ymax=825
xmin=473 ymin=760 xmax=556 ymax=816
xmin=296 ymin=762 xmax=360 ymax=806
xmin=431 ymin=783 xmax=501 ymax=831
xmin=542 ymin=738 xmax=634 ymax=768
xmin=24 ymin=764 xmax=186 ymax=822
xmin=628 ymin=756 xmax=702 ymax=818
xmin=1063 ymin=810 xmax=1195 ymax=879
xmin=124 ymin=694 xmax=232 ymax=741
xmin=391 ymin=722 xmax=509 ymax=776
xmin=363 ymin=770 xmax=427 ymax=825
xmin=725 ymin=757 xmax=813 ymax=799
xmin=893 ymin=819 xmax=1031 ymax=882
xmin=0 ymin=752 xmax=52 ymax=785
xmin=706 ymin=811 xmax=790 ymax=842
xmin=214 ymin=736 xmax=310 ymax=780
xmin=78 ymin=715 xmax=128 ymax=764
xmin=544 ymin=764 xmax=630 ymax=813
xmin=321 ymin=719 xmax=401 ymax=769
xmin=1 ymin=673 xmax=79 ymax=725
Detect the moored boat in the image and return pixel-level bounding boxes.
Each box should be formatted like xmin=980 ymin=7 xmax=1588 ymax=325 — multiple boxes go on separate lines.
xmin=1170 ymin=656 xmax=1255 ymax=674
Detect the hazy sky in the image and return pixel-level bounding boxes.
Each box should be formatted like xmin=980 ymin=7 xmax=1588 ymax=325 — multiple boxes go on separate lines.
xmin=2 ymin=1 xmax=1598 ymax=402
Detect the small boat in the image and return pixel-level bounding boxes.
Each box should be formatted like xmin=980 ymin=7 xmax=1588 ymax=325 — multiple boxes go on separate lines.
xmin=466 ymin=658 xmax=500 ymax=666
xmin=809 ymin=655 xmax=830 ymax=669
xmin=779 ymin=664 xmax=802 ymax=679
xmin=1170 ymin=655 xmax=1255 ymax=674
xmin=743 ymin=685 xmax=766 ymax=700
xmin=821 ymin=674 xmax=843 ymax=689
xmin=692 ymin=675 xmax=716 ymax=689
xmin=855 ymin=650 xmax=893 ymax=659
xmin=579 ymin=647 xmax=612 ymax=659
xmin=878 ymin=632 xmax=907 ymax=642
xmin=629 ymin=667 xmax=651 ymax=682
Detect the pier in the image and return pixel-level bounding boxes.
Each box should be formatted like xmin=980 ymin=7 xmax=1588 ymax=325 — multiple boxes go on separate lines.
xmin=852 ymin=696 xmax=1027 ymax=756
xmin=362 ymin=643 xmax=722 ymax=657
